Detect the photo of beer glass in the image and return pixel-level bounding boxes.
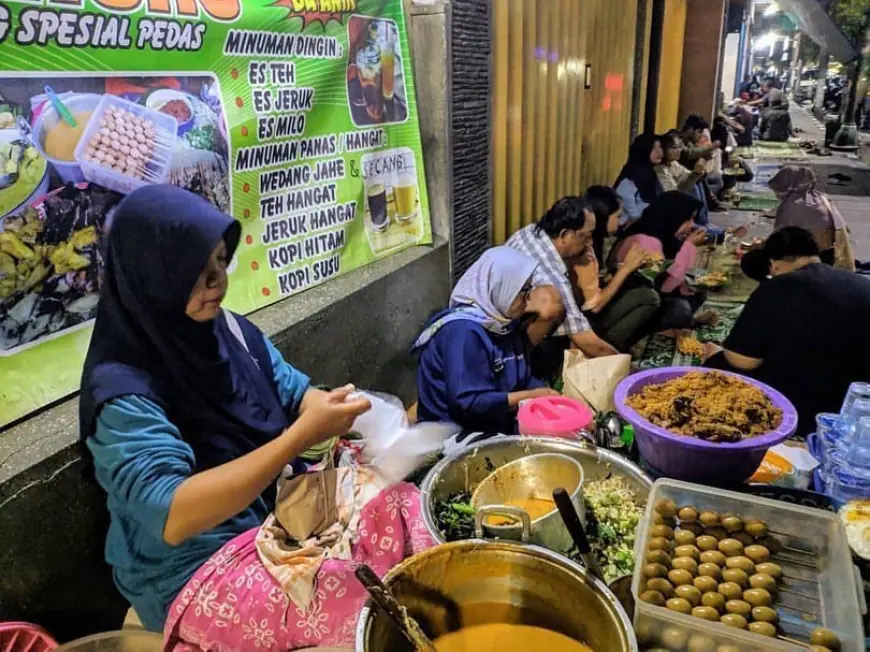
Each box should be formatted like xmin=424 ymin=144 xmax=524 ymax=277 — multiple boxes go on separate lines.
xmin=365 ymin=180 xmax=389 ymax=232
xmin=393 ymin=170 xmax=418 ymax=223
xmin=381 ymin=36 xmax=395 ymax=102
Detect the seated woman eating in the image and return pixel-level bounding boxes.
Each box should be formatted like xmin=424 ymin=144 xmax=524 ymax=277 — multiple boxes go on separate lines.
xmin=576 ymin=185 xmax=661 ymax=350
xmin=81 ymin=185 xmax=432 ymax=650
xmin=414 ymin=247 xmax=559 ymax=435
xmin=608 ymin=191 xmax=713 ymax=332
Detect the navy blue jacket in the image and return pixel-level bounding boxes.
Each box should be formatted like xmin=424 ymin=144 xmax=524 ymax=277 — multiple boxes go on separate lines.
xmin=416 ymin=319 xmax=543 ymax=434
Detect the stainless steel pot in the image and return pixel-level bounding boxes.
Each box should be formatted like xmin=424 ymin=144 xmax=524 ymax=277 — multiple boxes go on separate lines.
xmin=420 ymin=436 xmax=652 ymax=545
xmin=354 ymin=540 xmax=639 ymax=651
xmin=471 ymin=453 xmax=585 ymax=553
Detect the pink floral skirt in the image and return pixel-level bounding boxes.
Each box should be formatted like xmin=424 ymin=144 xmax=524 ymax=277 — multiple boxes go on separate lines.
xmin=163 ymin=483 xmax=434 ymax=651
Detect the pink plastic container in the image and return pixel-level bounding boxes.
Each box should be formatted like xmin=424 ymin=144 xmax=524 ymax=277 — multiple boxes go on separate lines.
xmin=0 ymin=622 xmax=57 ymax=652
xmin=518 ymin=396 xmax=595 ymax=438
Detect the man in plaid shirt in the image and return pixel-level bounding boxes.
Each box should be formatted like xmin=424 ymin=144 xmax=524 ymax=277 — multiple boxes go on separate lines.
xmin=506 ymin=197 xmax=618 ymax=365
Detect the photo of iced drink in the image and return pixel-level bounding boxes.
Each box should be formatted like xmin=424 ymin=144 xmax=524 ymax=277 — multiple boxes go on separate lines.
xmin=356 ymin=44 xmax=384 ymax=122
xmin=394 ymin=171 xmax=417 ymax=222
xmin=381 ymin=38 xmax=395 ymax=102
xmin=366 ymin=181 xmax=389 ymax=232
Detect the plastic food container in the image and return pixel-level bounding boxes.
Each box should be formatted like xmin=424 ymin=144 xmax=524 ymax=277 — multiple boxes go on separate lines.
xmin=632 ymin=479 xmax=866 ymax=652
xmin=74 ymin=94 xmax=177 ymax=195
xmin=518 ymin=396 xmax=594 ymax=438
xmin=614 ymin=367 xmax=798 ymax=484
xmin=31 ymin=93 xmax=102 ymax=184
xmin=0 ymin=621 xmax=57 ymax=652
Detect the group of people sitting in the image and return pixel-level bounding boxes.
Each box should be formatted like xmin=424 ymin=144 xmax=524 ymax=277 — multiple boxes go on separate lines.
xmin=77 ymin=123 xmax=869 ymax=649
xmin=736 ymin=75 xmax=794 ymax=142
xmin=415 ymin=156 xmax=868 ymax=444
xmin=614 ymin=117 xmax=754 ymax=228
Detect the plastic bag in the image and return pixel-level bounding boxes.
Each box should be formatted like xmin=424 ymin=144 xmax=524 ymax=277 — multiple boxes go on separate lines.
xmin=351 ymin=391 xmax=458 ymax=483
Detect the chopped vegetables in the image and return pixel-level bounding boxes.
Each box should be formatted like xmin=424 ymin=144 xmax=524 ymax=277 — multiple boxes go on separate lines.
xmin=581 ymin=476 xmax=643 ymax=583
xmin=433 ymin=491 xmax=475 ymax=541
xmin=432 ymin=473 xmax=644 ymax=586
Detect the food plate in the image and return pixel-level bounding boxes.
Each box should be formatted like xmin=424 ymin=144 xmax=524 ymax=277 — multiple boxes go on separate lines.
xmin=0 ymin=182 xmax=122 ymax=355
xmin=637 ymin=258 xmax=673 ymax=283
xmin=687 ymin=269 xmax=730 ymax=289
xmin=0 ymin=128 xmax=49 ymax=221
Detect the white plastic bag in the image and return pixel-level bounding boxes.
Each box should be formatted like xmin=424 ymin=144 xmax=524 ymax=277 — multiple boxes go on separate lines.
xmin=350 ymin=391 xmax=458 ymax=483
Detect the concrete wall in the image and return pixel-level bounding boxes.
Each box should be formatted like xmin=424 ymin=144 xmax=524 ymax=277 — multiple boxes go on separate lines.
xmin=678 ymin=0 xmax=728 ymax=123
xmin=0 ymin=242 xmax=450 ymax=642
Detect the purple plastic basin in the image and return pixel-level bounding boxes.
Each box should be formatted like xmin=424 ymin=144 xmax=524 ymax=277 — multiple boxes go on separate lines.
xmin=614 ymin=367 xmax=798 ymax=485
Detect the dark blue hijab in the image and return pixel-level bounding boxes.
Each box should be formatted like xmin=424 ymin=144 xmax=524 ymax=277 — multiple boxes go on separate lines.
xmin=79 ymin=185 xmax=290 ymax=479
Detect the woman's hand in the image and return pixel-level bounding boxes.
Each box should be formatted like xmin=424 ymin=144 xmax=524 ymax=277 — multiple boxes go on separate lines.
xmin=729 ymin=225 xmax=749 ymax=239
xmin=702 ymin=342 xmax=723 ymax=362
xmin=295 ymin=385 xmax=371 ymax=447
xmin=163 ymin=385 xmax=369 ymax=546
xmin=688 ymin=228 xmax=709 ymax=247
xmin=623 ymin=244 xmax=649 ymax=272
xmin=693 ymin=159 xmax=708 ymax=176
xmin=508 ymin=387 xmax=560 ymax=408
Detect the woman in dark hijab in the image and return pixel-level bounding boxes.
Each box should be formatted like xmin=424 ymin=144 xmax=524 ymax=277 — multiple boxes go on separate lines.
xmin=79 ymin=186 xmax=429 ymax=648
xmin=614 ymin=133 xmax=664 ymax=226
xmin=608 ymin=191 xmax=713 ymax=330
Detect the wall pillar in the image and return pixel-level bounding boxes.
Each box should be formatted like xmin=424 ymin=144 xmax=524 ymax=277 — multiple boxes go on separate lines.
xmin=677 ymin=0 xmax=728 ymax=123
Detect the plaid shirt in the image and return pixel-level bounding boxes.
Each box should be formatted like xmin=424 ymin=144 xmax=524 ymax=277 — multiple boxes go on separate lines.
xmin=505 ymin=224 xmax=590 ymax=337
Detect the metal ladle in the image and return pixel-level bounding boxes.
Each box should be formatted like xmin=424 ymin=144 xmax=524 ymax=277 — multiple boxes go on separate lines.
xmin=553 ymin=487 xmax=636 ymax=614
xmin=354 ymin=564 xmax=438 ymax=652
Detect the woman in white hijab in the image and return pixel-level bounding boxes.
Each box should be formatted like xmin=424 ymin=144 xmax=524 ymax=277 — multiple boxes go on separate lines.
xmin=413 ymin=247 xmax=559 ymax=436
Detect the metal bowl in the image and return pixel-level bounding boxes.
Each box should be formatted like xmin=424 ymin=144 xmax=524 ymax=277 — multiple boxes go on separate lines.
xmin=420 ymin=436 xmax=651 ymax=545
xmin=355 ymin=540 xmax=639 ymax=651
xmin=471 ymin=453 xmax=585 ymax=553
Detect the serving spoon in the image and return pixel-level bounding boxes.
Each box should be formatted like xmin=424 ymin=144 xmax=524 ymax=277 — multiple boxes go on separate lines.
xmin=354 ymin=563 xmax=438 ymax=652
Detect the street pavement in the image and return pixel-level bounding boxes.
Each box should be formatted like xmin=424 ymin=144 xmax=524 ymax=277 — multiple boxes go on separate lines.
xmin=714 ymin=104 xmax=870 ymax=261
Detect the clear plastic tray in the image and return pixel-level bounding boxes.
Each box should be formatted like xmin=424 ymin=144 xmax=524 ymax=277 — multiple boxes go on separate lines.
xmin=632 ymin=479 xmax=866 ymax=651
xmin=74 ymin=94 xmax=177 ymax=194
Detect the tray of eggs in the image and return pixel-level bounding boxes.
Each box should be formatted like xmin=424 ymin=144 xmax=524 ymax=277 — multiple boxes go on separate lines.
xmin=632 ymin=479 xmax=863 ymax=652
xmin=74 ymin=95 xmax=178 ymax=195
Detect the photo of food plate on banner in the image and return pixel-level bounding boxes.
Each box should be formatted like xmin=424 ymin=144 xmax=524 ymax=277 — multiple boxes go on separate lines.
xmin=0 ymin=75 xmax=229 ymax=356
xmin=360 ymin=146 xmax=423 ymax=256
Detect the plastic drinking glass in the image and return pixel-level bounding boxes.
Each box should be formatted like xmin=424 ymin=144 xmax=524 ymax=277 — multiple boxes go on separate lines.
xmin=841 ymin=382 xmax=870 ymax=418
xmin=828 ymin=466 xmax=870 ymax=502
xmin=817 ymin=413 xmax=847 ymax=451
xmin=844 ymin=398 xmax=870 ymax=444
xmin=845 ymin=416 xmax=870 ymax=473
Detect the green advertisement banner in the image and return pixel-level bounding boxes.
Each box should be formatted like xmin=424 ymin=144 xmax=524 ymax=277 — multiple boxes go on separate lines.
xmin=0 ymin=0 xmax=431 ymax=427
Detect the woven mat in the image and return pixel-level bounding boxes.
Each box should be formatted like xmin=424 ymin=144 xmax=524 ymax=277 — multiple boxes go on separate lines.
xmin=732 ymin=193 xmax=780 ymax=212
xmin=694 ymin=246 xmax=759 ymax=304
xmin=631 ymin=300 xmax=745 ymax=370
xmin=735 ymin=142 xmax=808 ymax=160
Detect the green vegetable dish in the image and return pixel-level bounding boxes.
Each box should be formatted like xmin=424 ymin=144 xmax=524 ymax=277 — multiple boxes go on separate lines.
xmin=580 ymin=476 xmax=643 ymax=583
xmin=432 ymin=475 xmax=642 ymax=583
xmin=0 ymin=140 xmax=46 ymax=217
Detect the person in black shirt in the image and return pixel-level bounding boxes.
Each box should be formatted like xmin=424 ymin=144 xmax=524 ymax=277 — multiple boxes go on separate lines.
xmin=703 ymin=227 xmax=870 ymax=437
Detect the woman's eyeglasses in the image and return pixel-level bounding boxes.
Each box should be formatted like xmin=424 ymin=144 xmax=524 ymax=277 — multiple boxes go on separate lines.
xmin=519 ymin=283 xmax=533 ymax=301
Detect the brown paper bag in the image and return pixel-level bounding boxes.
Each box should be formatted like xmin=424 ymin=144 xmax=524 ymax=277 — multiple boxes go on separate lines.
xmin=562 ymin=349 xmax=631 ymax=413
xmin=274 ymin=470 xmax=339 ymax=541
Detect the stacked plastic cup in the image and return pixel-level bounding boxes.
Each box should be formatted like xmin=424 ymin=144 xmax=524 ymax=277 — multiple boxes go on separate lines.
xmin=829 ymin=416 xmax=870 ymax=501
xmin=841 ymin=382 xmax=870 ymax=428
xmin=815 ymin=413 xmax=848 ymax=481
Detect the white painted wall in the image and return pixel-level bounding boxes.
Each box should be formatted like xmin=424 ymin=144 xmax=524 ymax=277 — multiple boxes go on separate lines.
xmin=721 ymin=32 xmax=741 ymax=101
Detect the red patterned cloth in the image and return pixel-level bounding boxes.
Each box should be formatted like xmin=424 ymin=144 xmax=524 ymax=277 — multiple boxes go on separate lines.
xmin=163 ymin=483 xmax=434 ymax=651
